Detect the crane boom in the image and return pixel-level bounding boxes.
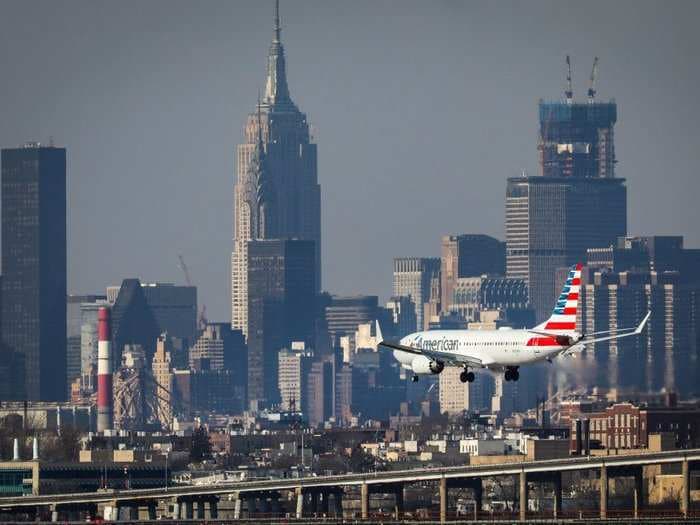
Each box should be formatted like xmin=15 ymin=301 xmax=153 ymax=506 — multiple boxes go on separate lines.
xmin=565 ymin=55 xmax=573 ymax=104
xmin=177 ymin=254 xmax=192 ymax=287
xmin=587 ymin=56 xmax=599 ymax=102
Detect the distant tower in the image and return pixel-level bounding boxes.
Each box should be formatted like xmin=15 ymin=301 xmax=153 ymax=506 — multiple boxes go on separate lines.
xmin=247 ymin=239 xmax=316 ymax=408
xmin=392 ymin=258 xmax=440 ymax=331
xmin=231 ymin=0 xmax=321 ymax=336
xmin=506 ymin=58 xmax=627 ymax=321
xmin=1 ymin=143 xmax=67 ymax=401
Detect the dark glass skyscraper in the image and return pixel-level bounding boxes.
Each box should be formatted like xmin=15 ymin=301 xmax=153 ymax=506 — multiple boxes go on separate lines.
xmin=247 ymin=239 xmax=316 ymax=409
xmin=110 ymin=279 xmax=161 ymax=365
xmin=1 ymin=144 xmax=67 ymax=401
xmin=141 ymin=283 xmax=197 ymax=348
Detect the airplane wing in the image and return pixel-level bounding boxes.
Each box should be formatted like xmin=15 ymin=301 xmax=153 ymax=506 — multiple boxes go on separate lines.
xmin=377 ymin=339 xmax=483 ymax=368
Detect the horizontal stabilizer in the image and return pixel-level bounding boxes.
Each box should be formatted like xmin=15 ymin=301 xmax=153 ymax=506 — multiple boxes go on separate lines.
xmin=575 ymin=311 xmax=651 ymax=348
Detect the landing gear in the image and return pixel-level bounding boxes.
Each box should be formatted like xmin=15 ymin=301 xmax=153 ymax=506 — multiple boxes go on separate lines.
xmin=504 ymin=367 xmax=520 ymax=381
xmin=459 ymin=370 xmax=475 ymax=383
xmin=412 ymin=375 xmax=419 ymax=383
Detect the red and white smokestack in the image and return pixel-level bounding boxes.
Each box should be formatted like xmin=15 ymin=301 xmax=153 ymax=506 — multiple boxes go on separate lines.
xmin=96 ymin=306 xmax=113 ymax=432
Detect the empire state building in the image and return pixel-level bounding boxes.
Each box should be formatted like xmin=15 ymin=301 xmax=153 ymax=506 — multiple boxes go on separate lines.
xmin=231 ymin=1 xmax=321 ymax=336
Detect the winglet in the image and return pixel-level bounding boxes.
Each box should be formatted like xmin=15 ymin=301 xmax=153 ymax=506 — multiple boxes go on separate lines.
xmin=635 ymin=311 xmax=652 ymax=335
xmin=375 ymin=320 xmax=384 ymax=343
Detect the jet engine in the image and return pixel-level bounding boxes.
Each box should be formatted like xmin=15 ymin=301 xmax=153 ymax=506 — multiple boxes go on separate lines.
xmin=555 ymin=334 xmax=576 ymax=346
xmin=411 ymin=355 xmax=445 ymax=375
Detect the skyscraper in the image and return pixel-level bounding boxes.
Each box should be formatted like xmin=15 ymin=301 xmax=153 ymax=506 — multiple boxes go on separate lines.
xmin=67 ymin=295 xmax=85 ymax=395
xmin=110 ymin=279 xmax=161 ymax=366
xmin=306 ymin=357 xmax=335 ymax=428
xmin=232 ymin=1 xmax=321 ymax=336
xmin=324 ymin=295 xmax=381 ymax=346
xmin=385 ymin=296 xmax=417 ymax=337
xmin=141 ymin=283 xmax=197 ymax=349
xmin=151 ymin=334 xmax=174 ymax=429
xmin=247 ymin=239 xmax=316 ymax=409
xmin=440 ymin=235 xmax=505 ymax=313
xmin=189 ymin=322 xmax=245 ymax=373
xmin=506 ymin=175 xmax=626 ymax=322
xmin=67 ymin=294 xmax=107 ymax=394
xmin=576 ymin=237 xmax=700 ymax=396
xmin=506 ymin=94 xmax=626 ymax=322
xmin=451 ymin=276 xmax=530 ymax=323
xmin=393 ymin=257 xmax=440 ymax=331
xmin=538 ymin=99 xmax=617 ymax=179
xmin=1 ymin=143 xmax=67 ymax=401
xmin=278 ymin=342 xmax=313 ymax=412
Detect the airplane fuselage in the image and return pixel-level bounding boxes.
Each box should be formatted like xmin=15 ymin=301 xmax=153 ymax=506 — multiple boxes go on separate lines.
xmin=394 ymin=328 xmax=570 ymax=371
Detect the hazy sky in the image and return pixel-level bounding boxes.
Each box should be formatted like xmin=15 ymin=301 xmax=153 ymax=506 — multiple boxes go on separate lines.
xmin=1 ymin=0 xmax=698 ymax=320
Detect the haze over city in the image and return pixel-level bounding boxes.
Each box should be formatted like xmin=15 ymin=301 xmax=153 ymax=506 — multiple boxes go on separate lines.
xmin=1 ymin=0 xmax=699 ymax=320
xmin=2 ymin=1 xmax=700 ymax=522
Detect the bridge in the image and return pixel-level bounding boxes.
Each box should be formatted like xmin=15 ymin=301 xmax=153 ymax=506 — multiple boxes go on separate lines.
xmin=0 ymin=448 xmax=698 ymax=522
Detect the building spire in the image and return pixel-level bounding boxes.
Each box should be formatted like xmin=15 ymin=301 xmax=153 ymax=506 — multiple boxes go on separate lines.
xmin=263 ymin=0 xmax=295 ymax=109
xmin=274 ymin=0 xmax=281 ymax=43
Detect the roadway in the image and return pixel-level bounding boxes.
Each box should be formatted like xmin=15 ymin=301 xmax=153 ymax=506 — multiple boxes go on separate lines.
xmin=0 ymin=447 xmax=698 ymax=508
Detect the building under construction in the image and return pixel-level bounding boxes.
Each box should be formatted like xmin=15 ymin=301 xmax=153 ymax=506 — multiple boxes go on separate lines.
xmin=538 ymin=57 xmax=617 ymax=179
xmin=506 ymin=57 xmax=627 ymax=322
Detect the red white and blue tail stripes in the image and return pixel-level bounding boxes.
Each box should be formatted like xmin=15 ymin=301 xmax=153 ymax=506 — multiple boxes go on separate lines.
xmin=543 ymin=263 xmax=582 ymax=332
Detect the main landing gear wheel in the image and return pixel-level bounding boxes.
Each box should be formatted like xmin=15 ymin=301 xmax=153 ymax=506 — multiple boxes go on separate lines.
xmin=412 ymin=375 xmax=419 ymax=383
xmin=459 ymin=370 xmax=475 ymax=383
xmin=504 ymin=367 xmax=520 ymax=381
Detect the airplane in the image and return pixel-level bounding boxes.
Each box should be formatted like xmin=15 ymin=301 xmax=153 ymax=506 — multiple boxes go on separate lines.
xmin=377 ymin=263 xmax=651 ymax=383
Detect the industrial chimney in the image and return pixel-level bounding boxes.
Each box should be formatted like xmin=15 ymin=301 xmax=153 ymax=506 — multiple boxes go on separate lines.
xmin=97 ymin=306 xmax=113 ymax=432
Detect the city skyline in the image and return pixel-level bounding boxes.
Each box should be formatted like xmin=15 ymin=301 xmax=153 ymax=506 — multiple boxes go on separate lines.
xmin=1 ymin=1 xmax=699 ymax=320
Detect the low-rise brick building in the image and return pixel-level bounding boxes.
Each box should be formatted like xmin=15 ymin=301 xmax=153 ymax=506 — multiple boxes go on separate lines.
xmin=570 ymin=401 xmax=700 ymax=452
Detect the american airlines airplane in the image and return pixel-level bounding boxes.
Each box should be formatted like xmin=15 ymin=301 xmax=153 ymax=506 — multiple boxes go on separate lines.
xmin=377 ymin=263 xmax=650 ymax=383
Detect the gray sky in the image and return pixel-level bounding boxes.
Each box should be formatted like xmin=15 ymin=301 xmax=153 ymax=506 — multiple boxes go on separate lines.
xmin=1 ymin=0 xmax=698 ymax=320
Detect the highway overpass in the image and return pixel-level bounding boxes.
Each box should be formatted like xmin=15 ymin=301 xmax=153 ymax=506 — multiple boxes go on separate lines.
xmin=0 ymin=448 xmax=698 ymax=522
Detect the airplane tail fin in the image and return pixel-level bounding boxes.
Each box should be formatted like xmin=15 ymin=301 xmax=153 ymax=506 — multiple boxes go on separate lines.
xmin=534 ymin=263 xmax=582 ymax=334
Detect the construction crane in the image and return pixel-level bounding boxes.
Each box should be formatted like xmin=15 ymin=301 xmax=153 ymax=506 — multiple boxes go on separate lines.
xmin=177 ymin=255 xmax=192 ymax=286
xmin=177 ymin=254 xmax=208 ymax=330
xmin=587 ymin=56 xmax=599 ymax=103
xmin=565 ymin=55 xmax=573 ymax=104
